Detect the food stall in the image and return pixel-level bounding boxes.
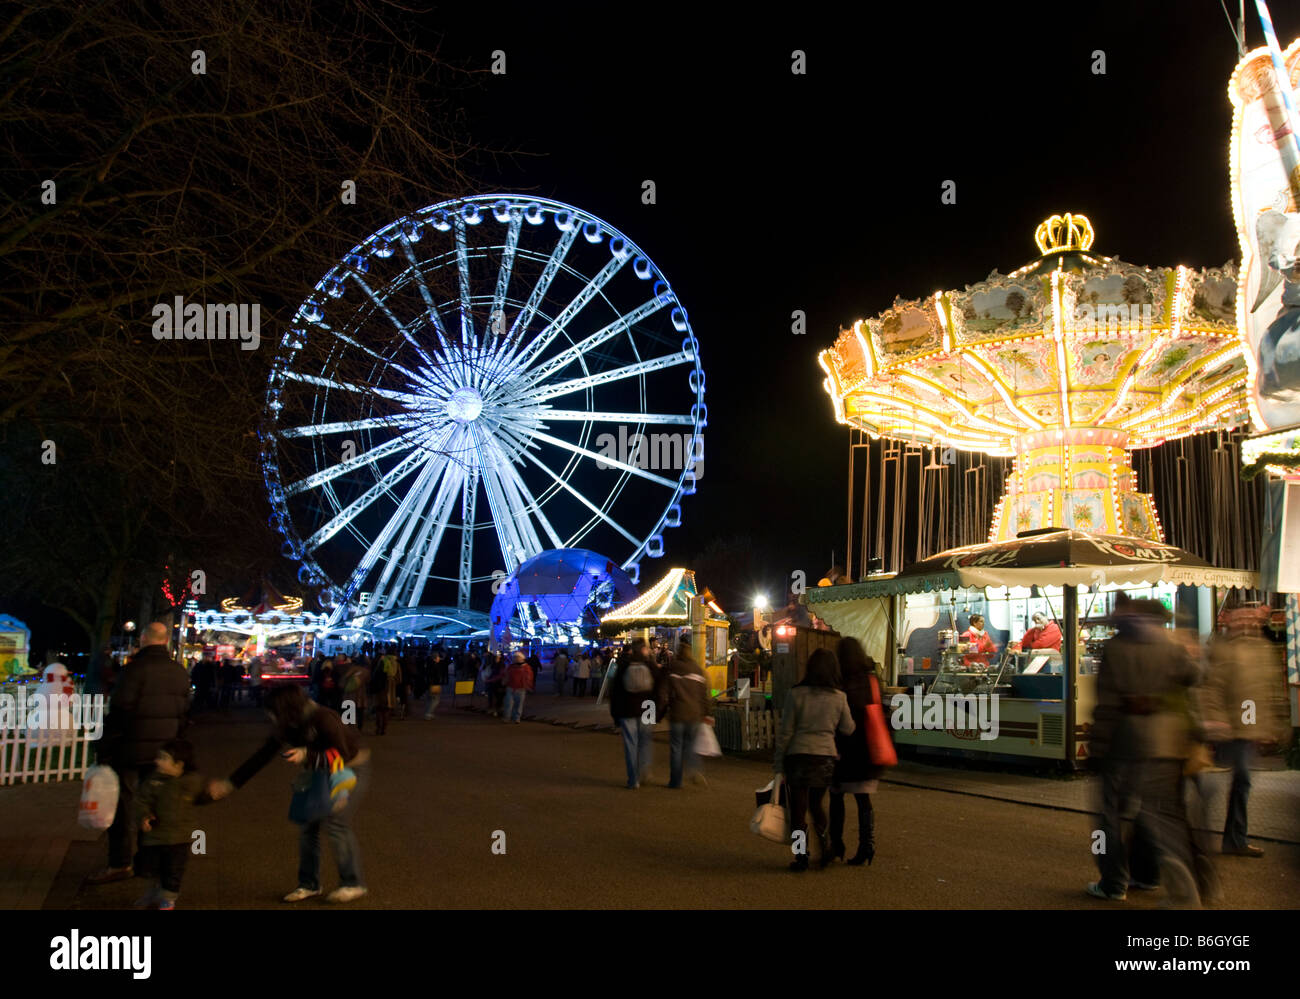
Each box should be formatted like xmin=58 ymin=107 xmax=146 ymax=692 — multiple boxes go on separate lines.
xmin=599 ymin=568 xmax=729 ymax=693
xmin=806 ymin=529 xmax=1258 ymax=765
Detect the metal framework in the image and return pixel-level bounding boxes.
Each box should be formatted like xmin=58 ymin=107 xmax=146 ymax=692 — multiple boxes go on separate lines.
xmin=262 ymin=196 xmax=706 ymax=628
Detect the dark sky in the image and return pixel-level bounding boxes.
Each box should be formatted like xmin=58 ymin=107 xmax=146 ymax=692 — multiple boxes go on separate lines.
xmin=430 ymin=1 xmax=1299 ymax=598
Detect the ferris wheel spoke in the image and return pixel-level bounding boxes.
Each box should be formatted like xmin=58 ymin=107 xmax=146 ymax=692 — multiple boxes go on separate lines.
xmin=281 ymin=370 xmax=427 ymax=409
xmin=352 ymin=272 xmax=439 ymax=372
xmin=482 ymin=460 xmax=537 ymax=570
xmin=283 ymin=427 xmax=432 ymax=497
xmin=470 ymin=424 xmax=534 ymax=570
xmin=315 ymin=322 xmax=444 ymax=396
xmin=516 ymin=445 xmax=643 ymax=549
xmin=458 ymin=460 xmax=480 ymax=609
xmin=334 ymin=456 xmax=442 ymax=613
xmin=518 ymin=296 xmax=671 ymax=389
xmin=485 ymin=213 xmax=523 ymax=365
xmin=399 ymin=232 xmax=455 ymax=349
xmin=507 ymin=408 xmax=695 ymax=426
xmin=525 ymin=351 xmax=695 ymax=404
xmin=483 ymin=434 xmax=564 ymax=551
xmin=303 ymin=446 xmax=430 ymax=552
xmin=402 ymin=454 xmax=467 ymax=606
xmin=525 ymin=426 xmax=679 ymax=488
xmin=279 ymin=413 xmax=425 ymax=440
xmin=453 ymin=216 xmax=476 ymax=351
xmin=366 ymin=453 xmax=449 ymax=612
xmin=510 ymin=253 xmax=630 ymax=375
xmin=505 ymin=225 xmax=581 ymax=350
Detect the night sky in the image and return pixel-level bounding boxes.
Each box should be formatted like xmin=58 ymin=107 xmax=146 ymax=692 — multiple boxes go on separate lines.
xmin=431 ymin=1 xmax=1300 ymax=599
xmin=8 ymin=2 xmax=1300 ymax=652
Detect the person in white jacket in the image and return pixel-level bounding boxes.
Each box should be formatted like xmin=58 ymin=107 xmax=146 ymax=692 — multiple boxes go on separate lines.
xmin=773 ymin=648 xmax=855 ymax=871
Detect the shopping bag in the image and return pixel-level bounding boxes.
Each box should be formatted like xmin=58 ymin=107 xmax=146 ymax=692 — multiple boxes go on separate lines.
xmin=750 ymin=775 xmax=789 ymax=843
xmin=288 ymin=769 xmax=333 ymax=824
xmin=864 ymin=675 xmax=897 ymax=767
xmin=694 ymin=722 xmax=722 ymax=757
xmin=78 ymin=765 xmax=119 ymax=831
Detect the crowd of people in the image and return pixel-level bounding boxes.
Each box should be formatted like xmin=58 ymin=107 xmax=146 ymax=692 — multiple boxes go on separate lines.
xmin=77 ymin=600 xmax=1285 ymax=908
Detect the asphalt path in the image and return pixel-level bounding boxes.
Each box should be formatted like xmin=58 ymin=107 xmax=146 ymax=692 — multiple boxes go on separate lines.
xmin=56 ymin=704 xmax=1300 ymax=909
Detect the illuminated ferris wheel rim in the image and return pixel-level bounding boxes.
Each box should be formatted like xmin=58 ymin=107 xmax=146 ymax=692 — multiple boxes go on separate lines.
xmin=261 ymin=193 xmax=706 ymax=627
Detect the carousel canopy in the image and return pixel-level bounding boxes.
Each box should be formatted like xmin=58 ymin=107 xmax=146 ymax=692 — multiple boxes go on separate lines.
xmin=818 ymin=214 xmax=1253 ymax=543
xmin=805 ymin=529 xmax=1258 ymax=600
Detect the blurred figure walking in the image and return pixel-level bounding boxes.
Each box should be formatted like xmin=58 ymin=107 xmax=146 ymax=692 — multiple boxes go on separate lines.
xmin=372 ymin=648 xmax=401 ymax=735
xmin=609 ymin=638 xmax=664 ymax=788
xmin=1200 ymin=613 xmax=1282 ymax=857
xmin=1088 ymin=596 xmax=1203 ymax=906
xmin=665 ymin=641 xmax=713 ymax=789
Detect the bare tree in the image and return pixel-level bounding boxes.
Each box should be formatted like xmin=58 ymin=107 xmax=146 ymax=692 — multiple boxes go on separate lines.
xmin=0 ymin=1 xmax=494 ymax=683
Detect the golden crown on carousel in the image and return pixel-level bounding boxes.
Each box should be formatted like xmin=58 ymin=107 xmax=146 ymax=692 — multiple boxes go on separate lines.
xmin=1033 ymin=213 xmax=1095 ymax=255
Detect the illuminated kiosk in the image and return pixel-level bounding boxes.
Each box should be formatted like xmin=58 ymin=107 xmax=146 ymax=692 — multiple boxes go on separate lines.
xmin=488 ymin=548 xmax=639 ymax=644
xmin=812 ymin=214 xmax=1258 ymax=764
xmin=599 ymin=568 xmax=729 ymax=695
xmin=807 ymin=532 xmax=1255 ymax=763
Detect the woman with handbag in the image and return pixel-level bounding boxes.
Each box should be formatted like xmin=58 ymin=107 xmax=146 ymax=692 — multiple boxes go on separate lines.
xmin=828 ymin=637 xmax=889 ymax=867
xmin=207 ymin=684 xmax=369 ymax=903
xmin=773 ymin=648 xmax=855 ymax=871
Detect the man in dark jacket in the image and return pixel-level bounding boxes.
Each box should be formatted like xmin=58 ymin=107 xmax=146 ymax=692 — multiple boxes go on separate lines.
xmin=86 ymin=621 xmax=192 ymax=884
xmin=1087 ymin=597 xmax=1202 ymax=906
xmin=665 ymin=641 xmax=713 ymax=788
xmin=609 ymin=639 xmax=665 ymax=788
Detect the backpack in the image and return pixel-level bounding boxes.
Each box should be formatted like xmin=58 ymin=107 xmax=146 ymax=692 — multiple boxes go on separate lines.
xmin=624 ymin=661 xmax=654 ymax=694
xmin=78 ymin=765 xmax=120 ymax=831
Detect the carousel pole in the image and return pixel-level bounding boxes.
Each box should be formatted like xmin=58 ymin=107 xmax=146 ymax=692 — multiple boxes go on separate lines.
xmin=1065 ymin=583 xmax=1079 ymax=766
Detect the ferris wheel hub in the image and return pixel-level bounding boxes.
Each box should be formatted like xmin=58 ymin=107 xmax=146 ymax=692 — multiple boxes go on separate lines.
xmin=447 ymin=385 xmax=484 ymax=423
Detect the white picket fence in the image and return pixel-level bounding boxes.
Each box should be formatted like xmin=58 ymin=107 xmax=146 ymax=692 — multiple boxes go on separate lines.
xmin=0 ymin=726 xmax=95 ymax=785
xmin=714 ymin=702 xmax=782 ymax=752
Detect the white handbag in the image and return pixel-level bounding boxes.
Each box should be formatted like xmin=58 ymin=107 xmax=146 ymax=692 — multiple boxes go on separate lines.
xmin=694 ymin=722 xmax=722 ymax=757
xmin=750 ymin=774 xmax=789 ymax=843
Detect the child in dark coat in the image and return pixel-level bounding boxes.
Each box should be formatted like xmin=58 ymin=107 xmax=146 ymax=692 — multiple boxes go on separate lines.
xmin=134 ymin=738 xmax=211 ymax=909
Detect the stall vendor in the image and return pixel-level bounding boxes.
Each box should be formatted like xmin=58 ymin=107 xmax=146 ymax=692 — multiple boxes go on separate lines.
xmin=1019 ymin=612 xmax=1062 ymax=652
xmin=961 ymin=614 xmax=996 ymax=666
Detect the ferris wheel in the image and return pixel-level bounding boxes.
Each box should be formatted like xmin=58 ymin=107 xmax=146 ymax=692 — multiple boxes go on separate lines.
xmin=261 ymin=195 xmax=706 ymax=626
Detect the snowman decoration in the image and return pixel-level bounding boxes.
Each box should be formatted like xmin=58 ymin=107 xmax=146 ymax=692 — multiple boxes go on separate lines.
xmin=30 ymin=662 xmax=77 ymax=746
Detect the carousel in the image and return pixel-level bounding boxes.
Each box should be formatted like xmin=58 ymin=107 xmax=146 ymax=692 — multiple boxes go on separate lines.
xmin=809 ymin=213 xmax=1262 ymax=765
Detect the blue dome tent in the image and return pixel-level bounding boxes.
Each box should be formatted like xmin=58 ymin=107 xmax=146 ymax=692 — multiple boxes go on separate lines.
xmin=489 ymin=549 xmax=638 ymax=642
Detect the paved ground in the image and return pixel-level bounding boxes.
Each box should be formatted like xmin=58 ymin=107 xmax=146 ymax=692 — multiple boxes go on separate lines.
xmin=5 ymin=692 xmax=1299 ymax=909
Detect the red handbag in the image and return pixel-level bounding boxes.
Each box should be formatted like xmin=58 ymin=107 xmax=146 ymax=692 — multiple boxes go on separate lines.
xmin=864 ymin=674 xmax=897 ymax=767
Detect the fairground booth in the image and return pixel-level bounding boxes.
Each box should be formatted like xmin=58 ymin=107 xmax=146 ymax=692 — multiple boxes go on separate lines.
xmin=599 ymin=568 xmax=729 ymax=694
xmin=807 ymin=531 xmax=1256 ymax=764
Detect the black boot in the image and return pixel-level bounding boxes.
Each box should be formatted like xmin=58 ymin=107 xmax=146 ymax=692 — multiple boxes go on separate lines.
xmin=817 ymin=830 xmax=835 ymax=869
xmin=827 ymin=793 xmax=847 ymax=863
xmin=848 ymin=794 xmax=875 ymax=866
